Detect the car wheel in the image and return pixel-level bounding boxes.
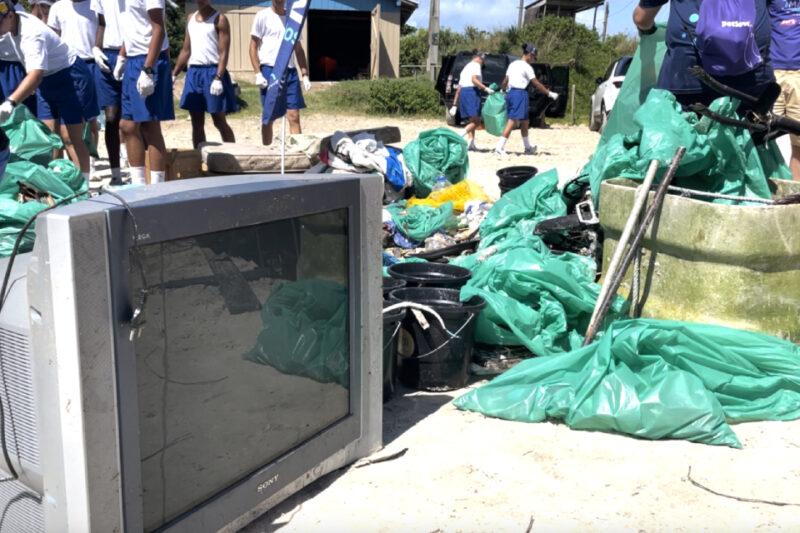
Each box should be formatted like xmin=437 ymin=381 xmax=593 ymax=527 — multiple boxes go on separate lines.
xmin=599 ymin=102 xmax=609 ymax=133
xmin=445 ymin=106 xmax=458 ymax=127
xmin=588 ymin=105 xmax=600 ymax=132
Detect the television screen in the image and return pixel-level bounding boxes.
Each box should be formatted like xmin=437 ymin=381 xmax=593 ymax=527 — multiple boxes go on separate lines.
xmin=132 ymin=209 xmax=351 ymax=531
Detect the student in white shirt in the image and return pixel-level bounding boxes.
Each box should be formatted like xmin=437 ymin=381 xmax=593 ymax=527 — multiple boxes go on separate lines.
xmin=29 ymin=0 xmax=52 ymax=22
xmin=453 ymin=51 xmax=492 ymax=151
xmin=0 ymin=1 xmax=97 ymax=179
xmin=0 ymin=1 xmax=36 ymax=113
xmin=48 ymin=0 xmax=100 ymax=174
xmin=496 ymin=43 xmax=559 ymax=156
xmin=92 ymin=0 xmax=126 ymax=184
xmin=172 ymin=0 xmax=237 ymax=148
xmin=116 ymin=0 xmax=173 ymax=185
xmin=249 ymin=0 xmax=312 ymax=146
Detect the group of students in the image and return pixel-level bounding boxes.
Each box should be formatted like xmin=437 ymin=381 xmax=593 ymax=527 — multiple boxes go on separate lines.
xmin=0 ymin=0 xmax=309 ymax=186
xmin=451 ymin=43 xmax=559 ymax=157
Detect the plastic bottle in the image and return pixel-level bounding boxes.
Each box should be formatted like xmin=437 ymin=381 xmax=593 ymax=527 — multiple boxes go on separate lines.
xmin=432 ymin=175 xmax=448 ymax=192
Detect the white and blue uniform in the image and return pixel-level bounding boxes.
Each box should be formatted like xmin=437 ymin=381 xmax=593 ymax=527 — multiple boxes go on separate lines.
xmin=90 ymin=0 xmax=124 ymax=108
xmin=15 ymin=12 xmax=98 ymax=124
xmin=251 ymin=6 xmax=305 ymax=124
xmin=0 ymin=19 xmax=36 ymax=114
xmin=505 ymin=59 xmax=534 ymax=121
xmin=179 ymin=11 xmax=237 ymax=114
xmin=457 ymin=60 xmax=482 ymax=119
xmin=120 ymin=0 xmax=174 ymax=122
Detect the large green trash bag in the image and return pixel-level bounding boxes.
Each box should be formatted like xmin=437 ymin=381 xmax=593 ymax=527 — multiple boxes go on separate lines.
xmin=385 ymin=200 xmax=454 ymax=242
xmin=481 ymin=85 xmax=507 ymax=137
xmin=454 ymin=318 xmax=800 ymax=448
xmin=244 ymin=279 xmax=349 ymax=387
xmin=451 ymin=170 xmax=625 ymax=354
xmin=48 ymin=159 xmax=88 ymax=194
xmin=403 ymin=128 xmax=469 ymax=198
xmin=1 ymin=105 xmax=63 ymax=166
xmin=577 ymin=25 xmax=790 ymax=205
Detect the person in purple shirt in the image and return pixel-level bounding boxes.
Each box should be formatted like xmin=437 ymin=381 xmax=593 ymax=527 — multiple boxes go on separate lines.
xmin=770 ymin=0 xmax=800 ymax=179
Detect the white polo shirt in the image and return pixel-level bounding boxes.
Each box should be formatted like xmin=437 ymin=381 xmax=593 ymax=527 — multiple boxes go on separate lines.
xmin=48 ymin=0 xmax=98 ymax=60
xmin=458 ymin=60 xmax=482 ymax=88
xmin=90 ymin=0 xmax=124 ymax=49
xmin=16 ymin=12 xmax=76 ymax=76
xmin=121 ymin=0 xmax=169 ymax=57
xmin=506 ymin=59 xmax=535 ymax=90
xmin=250 ymin=7 xmax=294 ymax=68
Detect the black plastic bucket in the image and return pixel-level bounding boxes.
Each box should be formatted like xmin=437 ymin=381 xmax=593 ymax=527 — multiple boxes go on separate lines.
xmin=388 ymin=287 xmax=486 ymax=391
xmin=388 ymin=262 xmax=472 ymax=290
xmin=497 ymin=166 xmax=538 ymax=196
xmin=382 ymin=301 xmax=405 ymax=402
xmin=382 ymin=276 xmax=406 ymax=298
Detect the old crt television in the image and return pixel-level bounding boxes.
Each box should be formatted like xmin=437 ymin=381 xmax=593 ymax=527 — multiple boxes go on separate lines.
xmin=0 ymin=174 xmax=383 ymax=531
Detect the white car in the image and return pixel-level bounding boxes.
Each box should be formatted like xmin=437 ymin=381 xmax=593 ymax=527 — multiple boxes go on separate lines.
xmin=589 ymin=56 xmax=633 ymax=132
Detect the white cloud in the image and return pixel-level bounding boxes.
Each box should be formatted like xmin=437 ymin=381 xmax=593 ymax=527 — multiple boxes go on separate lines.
xmin=408 ymin=0 xmax=520 ymax=32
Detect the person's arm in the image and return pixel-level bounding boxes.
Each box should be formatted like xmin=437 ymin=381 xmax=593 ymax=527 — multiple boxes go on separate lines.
xmin=216 ymin=13 xmax=231 ymax=78
xmin=501 ymin=75 xmax=509 ymax=91
xmin=95 ymin=13 xmax=106 ymax=48
xmin=9 ymin=69 xmax=44 ymax=104
xmin=453 ymin=85 xmax=461 ymax=106
xmin=530 ymin=78 xmax=549 ymax=95
xmin=249 ymin=36 xmax=260 ymax=73
xmin=144 ymin=7 xmax=165 ymax=69
xmin=471 ymin=74 xmax=489 ymax=92
xmin=293 ymin=40 xmax=309 ymax=78
xmin=633 ymin=4 xmax=663 ymax=33
xmin=171 ymin=15 xmax=192 ymax=78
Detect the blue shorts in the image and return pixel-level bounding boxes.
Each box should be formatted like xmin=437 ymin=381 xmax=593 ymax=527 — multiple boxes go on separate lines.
xmin=506 ymin=88 xmax=529 ymax=121
xmin=180 ymin=65 xmax=238 ymax=114
xmin=0 ymin=60 xmax=36 ymax=114
xmin=121 ymin=51 xmax=175 ymax=123
xmin=37 ymin=59 xmax=100 ymax=124
xmin=259 ymin=65 xmax=306 ymax=124
xmin=95 ymin=48 xmax=123 ymax=109
xmin=458 ymin=87 xmax=481 ymax=119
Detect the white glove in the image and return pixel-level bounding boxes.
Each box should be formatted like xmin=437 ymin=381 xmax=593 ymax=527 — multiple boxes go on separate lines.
xmin=548 ymin=91 xmax=559 ymax=101
xmin=302 ymin=75 xmax=311 ymax=92
xmin=449 ymin=105 xmax=457 ymax=117
xmin=113 ymin=55 xmax=127 ymax=81
xmin=0 ymin=100 xmax=14 ymax=123
xmin=485 ymin=86 xmax=495 ymax=94
xmin=92 ymin=46 xmax=110 ymax=73
xmin=209 ymin=78 xmax=224 ymax=96
xmin=136 ymin=69 xmax=155 ymax=98
xmin=255 ymin=72 xmax=268 ymax=90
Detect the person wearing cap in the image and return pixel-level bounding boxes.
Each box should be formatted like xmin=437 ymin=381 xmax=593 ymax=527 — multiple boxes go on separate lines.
xmin=0 ymin=0 xmax=96 ymax=179
xmin=172 ymin=0 xmax=237 ymax=149
xmin=451 ymin=51 xmax=491 ymax=151
xmin=92 ymin=0 xmax=127 ymax=185
xmin=47 ymin=0 xmax=101 ymax=175
xmin=116 ymin=0 xmax=173 ymax=185
xmin=249 ymin=0 xmax=312 ymax=146
xmin=496 ymin=43 xmax=559 ymax=156
xmin=29 ymin=0 xmax=51 ymax=22
xmin=0 ymin=1 xmax=36 ymax=114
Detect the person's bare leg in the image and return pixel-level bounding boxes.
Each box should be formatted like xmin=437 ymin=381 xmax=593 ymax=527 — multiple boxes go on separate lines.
xmin=496 ymin=119 xmax=516 ymax=154
xmin=120 ymin=119 xmax=148 ymax=184
xmin=189 ymin=110 xmax=206 ymax=149
xmin=211 ymin=112 xmax=235 ymax=143
xmin=140 ymin=120 xmax=167 ymax=172
xmin=59 ymin=123 xmax=80 ymax=166
xmin=791 ymin=144 xmax=800 ymax=181
xmin=501 ymin=119 xmax=515 ymax=139
xmin=465 ymin=118 xmax=478 ymax=141
xmin=286 ymin=109 xmax=301 ymax=134
xmin=64 ymin=122 xmax=91 ymax=172
xmin=261 ymin=121 xmax=274 ymax=146
xmin=520 ymin=120 xmax=529 ymax=138
xmin=43 ymin=119 xmax=63 ymax=159
xmin=90 ymin=118 xmax=99 ymax=150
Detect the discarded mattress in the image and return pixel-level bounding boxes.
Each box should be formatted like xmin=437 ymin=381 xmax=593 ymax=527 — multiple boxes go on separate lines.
xmin=200 ymin=135 xmax=321 ymax=173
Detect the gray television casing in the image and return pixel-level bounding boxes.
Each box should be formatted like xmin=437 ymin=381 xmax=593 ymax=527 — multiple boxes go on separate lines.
xmin=0 ymin=173 xmax=382 ymax=531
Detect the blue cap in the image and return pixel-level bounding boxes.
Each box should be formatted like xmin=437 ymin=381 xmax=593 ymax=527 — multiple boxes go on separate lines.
xmin=523 ymin=43 xmax=537 ymax=56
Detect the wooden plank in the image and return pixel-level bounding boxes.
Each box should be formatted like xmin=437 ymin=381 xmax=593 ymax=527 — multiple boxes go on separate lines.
xmin=201 ymin=248 xmax=262 ymax=315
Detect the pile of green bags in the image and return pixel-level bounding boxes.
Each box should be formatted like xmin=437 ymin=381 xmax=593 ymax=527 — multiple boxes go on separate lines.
xmin=403 ymin=128 xmax=469 ymax=198
xmin=455 ymin=319 xmax=800 ymax=448
xmin=385 ymin=200 xmax=455 ymax=242
xmin=3 ymin=105 xmax=63 ymax=166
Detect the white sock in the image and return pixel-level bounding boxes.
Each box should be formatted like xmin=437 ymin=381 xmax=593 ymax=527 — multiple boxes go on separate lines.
xmin=130 ymin=166 xmax=146 ymax=185
xmin=461 ymin=130 xmax=470 ymax=139
xmin=496 ymin=138 xmax=507 ymax=151
xmin=523 ymin=136 xmax=532 ymax=150
xmin=110 ymin=168 xmax=121 ymax=181
xmin=120 ymin=144 xmax=128 ymax=165
xmin=81 ymin=171 xmax=90 ymax=182
xmin=150 ymin=170 xmax=166 ymax=184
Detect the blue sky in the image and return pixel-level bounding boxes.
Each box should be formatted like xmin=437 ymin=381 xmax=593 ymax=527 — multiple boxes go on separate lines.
xmin=407 ymin=0 xmax=669 ymax=36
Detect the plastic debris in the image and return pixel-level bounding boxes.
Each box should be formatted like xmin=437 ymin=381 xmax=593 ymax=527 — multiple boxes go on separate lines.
xmin=385 ymin=201 xmax=455 ymax=242
xmin=403 ymin=128 xmax=469 ymax=198
xmin=407 ymin=180 xmax=490 ymax=213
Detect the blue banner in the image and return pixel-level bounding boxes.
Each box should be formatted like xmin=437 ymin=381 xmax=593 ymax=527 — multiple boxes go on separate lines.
xmin=262 ymin=0 xmax=310 ymax=122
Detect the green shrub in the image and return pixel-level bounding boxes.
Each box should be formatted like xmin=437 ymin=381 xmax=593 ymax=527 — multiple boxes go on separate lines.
xmin=306 ymin=78 xmax=441 ymax=117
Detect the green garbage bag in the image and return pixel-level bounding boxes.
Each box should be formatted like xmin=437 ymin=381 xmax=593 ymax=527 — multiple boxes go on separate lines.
xmin=48 ymin=159 xmax=88 ymax=194
xmin=1 ymin=105 xmax=62 ymax=167
xmin=0 ymin=224 xmax=35 ymax=257
xmin=82 ymin=122 xmax=99 ymax=159
xmin=2 ymin=160 xmax=76 ymax=200
xmin=403 ymin=128 xmax=469 ymax=198
xmin=385 ymin=200 xmax=455 ymax=242
xmin=481 ymin=84 xmax=507 ymax=137
xmin=455 ymin=318 xmax=800 ymax=448
xmin=244 ymin=279 xmax=349 ymax=387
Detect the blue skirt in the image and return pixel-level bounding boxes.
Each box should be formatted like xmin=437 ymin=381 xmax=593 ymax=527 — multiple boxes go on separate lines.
xmin=121 ymin=51 xmax=175 ymax=123
xmin=259 ymin=66 xmax=306 ymax=124
xmin=180 ymin=65 xmax=238 ymax=114
xmin=95 ymin=48 xmax=123 ymax=108
xmin=506 ymin=88 xmax=529 ymax=121
xmin=458 ymin=87 xmax=481 ymax=119
xmin=0 ymin=60 xmax=36 ymax=114
xmin=38 ymin=59 xmax=100 ymax=124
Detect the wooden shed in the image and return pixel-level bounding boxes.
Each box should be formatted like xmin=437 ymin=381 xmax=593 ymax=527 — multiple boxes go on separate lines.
xmin=185 ymin=0 xmax=418 ymax=81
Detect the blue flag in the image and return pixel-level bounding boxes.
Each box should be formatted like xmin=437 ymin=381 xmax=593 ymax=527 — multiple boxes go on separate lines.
xmin=262 ymin=0 xmax=310 ymax=122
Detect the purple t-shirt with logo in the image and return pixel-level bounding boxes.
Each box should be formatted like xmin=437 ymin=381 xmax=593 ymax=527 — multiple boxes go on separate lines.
xmin=770 ymin=0 xmax=800 ymax=70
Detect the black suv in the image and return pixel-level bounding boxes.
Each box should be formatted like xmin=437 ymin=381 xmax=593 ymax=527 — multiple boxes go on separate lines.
xmin=436 ymin=52 xmax=570 ymax=127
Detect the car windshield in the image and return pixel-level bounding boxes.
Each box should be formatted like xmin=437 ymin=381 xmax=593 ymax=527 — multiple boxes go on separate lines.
xmin=614 ymin=56 xmax=633 ymax=77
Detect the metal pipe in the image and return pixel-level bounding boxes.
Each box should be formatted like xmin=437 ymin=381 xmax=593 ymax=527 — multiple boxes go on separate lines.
xmin=583 ymin=147 xmax=686 ymax=345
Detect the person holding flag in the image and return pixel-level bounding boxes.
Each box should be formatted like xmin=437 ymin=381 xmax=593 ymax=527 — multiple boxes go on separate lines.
xmin=116 ymin=0 xmax=173 ymax=185
xmin=249 ymin=0 xmax=312 ymax=146
xmin=172 ymin=0 xmax=237 ymax=148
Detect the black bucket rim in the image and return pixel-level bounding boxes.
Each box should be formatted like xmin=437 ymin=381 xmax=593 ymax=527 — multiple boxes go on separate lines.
xmin=387 ymin=262 xmax=472 ymax=286
xmin=382 ymin=277 xmax=407 ymax=295
xmin=387 ymin=287 xmax=486 ymax=316
xmin=496 ymin=165 xmax=539 ymax=181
